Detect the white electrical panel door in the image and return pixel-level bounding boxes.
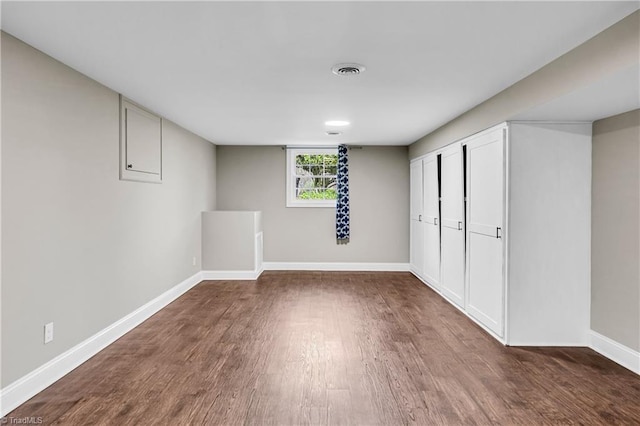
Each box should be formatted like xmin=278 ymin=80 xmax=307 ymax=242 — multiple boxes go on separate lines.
xmin=410 ymin=161 xmax=423 ymax=221
xmin=440 ymin=144 xmax=465 ymax=308
xmin=120 ymin=97 xmax=162 ymax=183
xmin=422 ymin=154 xmax=440 ymax=289
xmin=126 ymin=108 xmax=161 ymax=174
xmin=466 ymin=127 xmax=505 ymax=337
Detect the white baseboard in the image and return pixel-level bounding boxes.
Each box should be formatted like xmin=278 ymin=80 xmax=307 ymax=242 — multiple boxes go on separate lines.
xmin=506 ymin=340 xmax=587 ymax=347
xmin=263 ymin=262 xmax=410 ymax=272
xmin=589 ymin=330 xmax=640 ymax=375
xmin=410 ymin=270 xmax=441 ymax=293
xmin=0 ymin=271 xmax=204 ymax=417
xmin=6 ymin=269 xmax=637 ymax=418
xmin=201 ymin=263 xmax=409 ymax=279
xmin=201 ymin=268 xmax=263 ymax=280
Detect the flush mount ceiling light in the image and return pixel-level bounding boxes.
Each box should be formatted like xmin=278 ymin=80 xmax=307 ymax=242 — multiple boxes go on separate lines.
xmin=326 ymin=131 xmax=342 ymax=136
xmin=325 ymin=120 xmax=350 ymax=126
xmin=332 ymin=63 xmax=366 ymax=76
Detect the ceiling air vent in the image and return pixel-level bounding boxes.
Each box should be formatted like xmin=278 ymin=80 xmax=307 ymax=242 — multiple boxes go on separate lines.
xmin=332 ymin=63 xmax=366 ymax=76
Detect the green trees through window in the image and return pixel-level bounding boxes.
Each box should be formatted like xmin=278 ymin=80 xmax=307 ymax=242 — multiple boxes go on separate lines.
xmin=295 ymin=154 xmax=338 ymax=200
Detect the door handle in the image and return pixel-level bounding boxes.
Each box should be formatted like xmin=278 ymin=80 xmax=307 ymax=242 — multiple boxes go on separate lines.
xmin=434 ymin=217 xmax=438 ymax=226
xmin=418 ymin=214 xmax=422 ymax=222
xmin=496 ymin=227 xmax=502 ymax=239
xmin=458 ymin=221 xmax=463 ymax=231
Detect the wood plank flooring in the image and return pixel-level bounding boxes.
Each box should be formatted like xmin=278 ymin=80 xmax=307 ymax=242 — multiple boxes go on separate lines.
xmin=7 ymin=272 xmax=640 ymax=425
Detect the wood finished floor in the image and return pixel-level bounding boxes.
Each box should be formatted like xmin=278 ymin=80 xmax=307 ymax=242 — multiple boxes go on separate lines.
xmin=8 ymin=272 xmax=640 ymax=425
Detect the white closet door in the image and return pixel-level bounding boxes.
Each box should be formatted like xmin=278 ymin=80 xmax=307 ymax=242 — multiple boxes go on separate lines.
xmin=410 ymin=220 xmax=425 ymax=276
xmin=409 ymin=161 xmax=424 ymax=276
xmin=466 ymin=127 xmax=505 ymax=337
xmin=440 ymin=143 xmax=465 ymax=307
xmin=422 ymin=154 xmax=440 ymax=289
xmin=410 ymin=161 xmax=423 ymax=221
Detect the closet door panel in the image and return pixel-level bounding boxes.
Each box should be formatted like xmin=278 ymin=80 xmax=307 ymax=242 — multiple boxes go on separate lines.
xmin=468 ymin=131 xmax=504 ymax=233
xmin=441 ymin=145 xmax=464 ymax=223
xmin=422 ymin=155 xmax=440 ymax=288
xmin=466 ymin=128 xmax=505 ymax=337
xmin=467 ymin=232 xmax=504 ymax=336
xmin=409 ymin=160 xmax=424 ymax=277
xmin=410 ymin=161 xmax=423 ymax=221
xmin=410 ymin=220 xmax=425 ymax=276
xmin=423 ymin=220 xmax=440 ymax=287
xmin=423 ymin=155 xmax=439 ymax=224
xmin=440 ymin=144 xmax=465 ymax=307
xmin=441 ymin=226 xmax=465 ymax=306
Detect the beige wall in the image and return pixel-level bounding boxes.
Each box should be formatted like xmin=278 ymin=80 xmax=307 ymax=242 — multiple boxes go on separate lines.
xmin=1 ymin=33 xmax=217 ymax=386
xmin=409 ymin=10 xmax=639 ymax=159
xmin=591 ymin=109 xmax=640 ymax=351
xmin=216 ymin=146 xmax=409 ymax=263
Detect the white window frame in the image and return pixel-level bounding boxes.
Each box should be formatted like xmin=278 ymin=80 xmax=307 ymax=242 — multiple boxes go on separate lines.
xmin=286 ymin=148 xmax=338 ymax=208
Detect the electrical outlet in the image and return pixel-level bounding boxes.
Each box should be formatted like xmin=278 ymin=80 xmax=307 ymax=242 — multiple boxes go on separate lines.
xmin=44 ymin=322 xmax=54 ymax=344
xmin=192 ymin=256 xmax=197 ymax=266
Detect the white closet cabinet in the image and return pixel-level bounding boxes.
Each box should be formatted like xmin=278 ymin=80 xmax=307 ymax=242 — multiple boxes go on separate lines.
xmin=439 ymin=143 xmax=465 ymax=308
xmin=409 ymin=161 xmax=424 ymax=277
xmin=410 ymin=121 xmax=591 ymax=346
xmin=466 ymin=122 xmax=591 ymax=345
xmin=422 ymin=154 xmax=441 ymax=289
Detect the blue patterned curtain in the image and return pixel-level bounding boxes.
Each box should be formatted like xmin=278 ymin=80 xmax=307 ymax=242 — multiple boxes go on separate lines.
xmin=336 ymin=144 xmax=350 ymax=244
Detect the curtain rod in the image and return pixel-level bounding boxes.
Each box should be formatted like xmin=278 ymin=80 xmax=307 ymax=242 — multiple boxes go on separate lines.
xmin=281 ymin=145 xmax=363 ymax=150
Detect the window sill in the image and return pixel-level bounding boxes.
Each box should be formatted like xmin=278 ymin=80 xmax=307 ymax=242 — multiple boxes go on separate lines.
xmin=286 ymin=200 xmax=337 ymax=208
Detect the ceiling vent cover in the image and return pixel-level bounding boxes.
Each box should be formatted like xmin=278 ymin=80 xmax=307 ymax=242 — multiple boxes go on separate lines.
xmin=332 ymin=63 xmax=366 ymax=76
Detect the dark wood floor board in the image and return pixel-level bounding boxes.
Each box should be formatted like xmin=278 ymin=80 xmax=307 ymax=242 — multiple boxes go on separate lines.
xmin=7 ymin=271 xmax=640 ymax=425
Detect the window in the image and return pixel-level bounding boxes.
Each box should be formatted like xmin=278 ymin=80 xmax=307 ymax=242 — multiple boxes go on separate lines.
xmin=286 ymin=148 xmax=338 ymax=207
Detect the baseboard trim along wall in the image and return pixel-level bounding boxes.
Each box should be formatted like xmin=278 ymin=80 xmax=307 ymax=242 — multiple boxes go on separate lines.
xmin=0 ymin=271 xmax=204 ymax=417
xmin=410 ymin=271 xmax=508 ymax=345
xmin=263 ymin=262 xmax=410 ymax=272
xmin=201 ymin=263 xmax=410 ymax=279
xmin=589 ymin=330 xmax=640 ymax=375
xmin=0 ymin=262 xmax=406 ymax=414
xmin=411 ymin=271 xmax=587 ymax=347
xmin=201 ymin=268 xmax=264 ymax=280
xmin=410 ymin=269 xmax=441 ymax=294
xmin=3 ymin=268 xmax=638 ymax=417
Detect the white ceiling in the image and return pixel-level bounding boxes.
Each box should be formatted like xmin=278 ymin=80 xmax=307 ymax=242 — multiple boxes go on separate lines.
xmin=2 ymin=1 xmax=638 ymax=146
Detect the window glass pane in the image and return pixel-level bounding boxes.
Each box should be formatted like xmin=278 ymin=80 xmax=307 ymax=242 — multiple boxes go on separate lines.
xmin=297 ymin=188 xmax=337 ymax=200
xmin=305 ymin=178 xmax=317 ymax=189
xmin=314 ymin=154 xmax=327 ymax=164
xmin=310 ymin=165 xmax=323 ymax=176
xmin=296 ymin=175 xmax=314 ymax=189
xmin=297 ymin=154 xmax=337 ymax=167
xmin=322 ymin=177 xmax=336 ymax=188
xmin=323 ymin=188 xmax=337 ymax=199
xmin=296 ymin=189 xmax=310 ymax=199
xmin=289 ymin=150 xmax=338 ymax=205
xmin=295 ymin=165 xmax=312 ymax=176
